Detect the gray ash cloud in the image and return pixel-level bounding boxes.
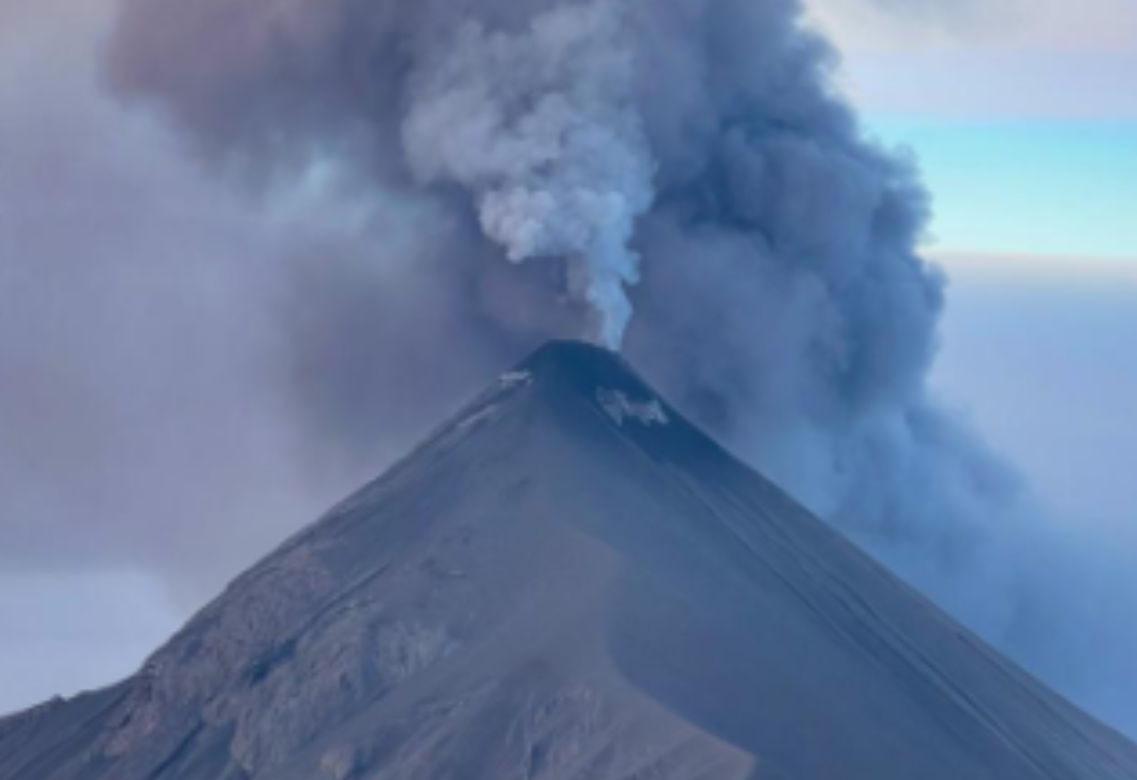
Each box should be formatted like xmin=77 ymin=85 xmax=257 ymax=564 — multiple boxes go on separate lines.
xmin=3 ymin=0 xmax=1131 ymax=731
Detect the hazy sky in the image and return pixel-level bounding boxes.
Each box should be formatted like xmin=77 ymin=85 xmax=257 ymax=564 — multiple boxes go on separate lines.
xmin=933 ymin=258 xmax=1137 ymax=541
xmin=1 ymin=0 xmax=1135 ymax=736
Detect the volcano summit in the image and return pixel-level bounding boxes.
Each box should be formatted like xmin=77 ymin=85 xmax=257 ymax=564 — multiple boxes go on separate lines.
xmin=2 ymin=342 xmax=1135 ymax=780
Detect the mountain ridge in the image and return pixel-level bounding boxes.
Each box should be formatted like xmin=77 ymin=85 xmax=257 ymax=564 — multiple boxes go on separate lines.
xmin=2 ymin=340 xmax=1135 ymax=780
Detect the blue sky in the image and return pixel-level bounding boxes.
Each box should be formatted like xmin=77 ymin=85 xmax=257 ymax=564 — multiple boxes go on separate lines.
xmin=869 ymin=118 xmax=1137 ymax=260
xmin=809 ymin=0 xmax=1137 ymax=263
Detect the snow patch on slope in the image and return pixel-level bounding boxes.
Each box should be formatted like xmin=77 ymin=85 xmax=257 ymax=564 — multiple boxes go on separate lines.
xmin=596 ymin=389 xmax=668 ymax=428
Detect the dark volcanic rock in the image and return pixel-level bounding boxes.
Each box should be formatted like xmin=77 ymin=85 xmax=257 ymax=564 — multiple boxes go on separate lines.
xmin=3 ymin=341 xmax=1136 ymax=780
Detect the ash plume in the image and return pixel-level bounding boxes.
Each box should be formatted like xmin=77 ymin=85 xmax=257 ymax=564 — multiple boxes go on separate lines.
xmin=109 ymin=0 xmax=946 ymax=560
xmin=98 ymin=0 xmax=1136 ymax=732
xmin=402 ymin=0 xmax=654 ymax=347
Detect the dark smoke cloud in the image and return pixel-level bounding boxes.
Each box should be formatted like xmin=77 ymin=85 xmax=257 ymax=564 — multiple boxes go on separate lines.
xmin=105 ymin=0 xmax=963 ymax=575
xmin=7 ymin=0 xmax=1122 ymax=731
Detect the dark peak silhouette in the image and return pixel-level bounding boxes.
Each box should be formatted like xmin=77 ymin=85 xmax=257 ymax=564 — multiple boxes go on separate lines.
xmin=2 ymin=343 xmax=1135 ymax=780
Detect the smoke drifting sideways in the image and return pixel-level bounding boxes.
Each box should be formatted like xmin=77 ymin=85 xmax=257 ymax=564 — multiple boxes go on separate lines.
xmin=97 ymin=0 xmax=1135 ymax=731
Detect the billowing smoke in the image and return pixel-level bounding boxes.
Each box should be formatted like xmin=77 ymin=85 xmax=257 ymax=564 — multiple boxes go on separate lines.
xmin=99 ymin=0 xmax=1135 ymax=731
xmin=107 ymin=0 xmax=950 ymax=565
xmin=402 ymin=0 xmax=654 ymax=347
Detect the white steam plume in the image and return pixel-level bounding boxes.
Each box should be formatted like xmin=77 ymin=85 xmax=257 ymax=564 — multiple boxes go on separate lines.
xmin=402 ymin=0 xmax=653 ymax=347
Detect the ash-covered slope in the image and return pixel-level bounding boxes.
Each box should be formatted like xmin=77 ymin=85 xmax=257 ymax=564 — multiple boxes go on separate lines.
xmin=3 ymin=341 xmax=1136 ymax=780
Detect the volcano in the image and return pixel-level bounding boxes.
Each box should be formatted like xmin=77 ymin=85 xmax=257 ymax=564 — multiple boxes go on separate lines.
xmin=2 ymin=341 xmax=1135 ymax=780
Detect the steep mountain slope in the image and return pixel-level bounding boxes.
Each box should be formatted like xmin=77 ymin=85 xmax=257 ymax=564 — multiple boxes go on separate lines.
xmin=2 ymin=341 xmax=1136 ymax=780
